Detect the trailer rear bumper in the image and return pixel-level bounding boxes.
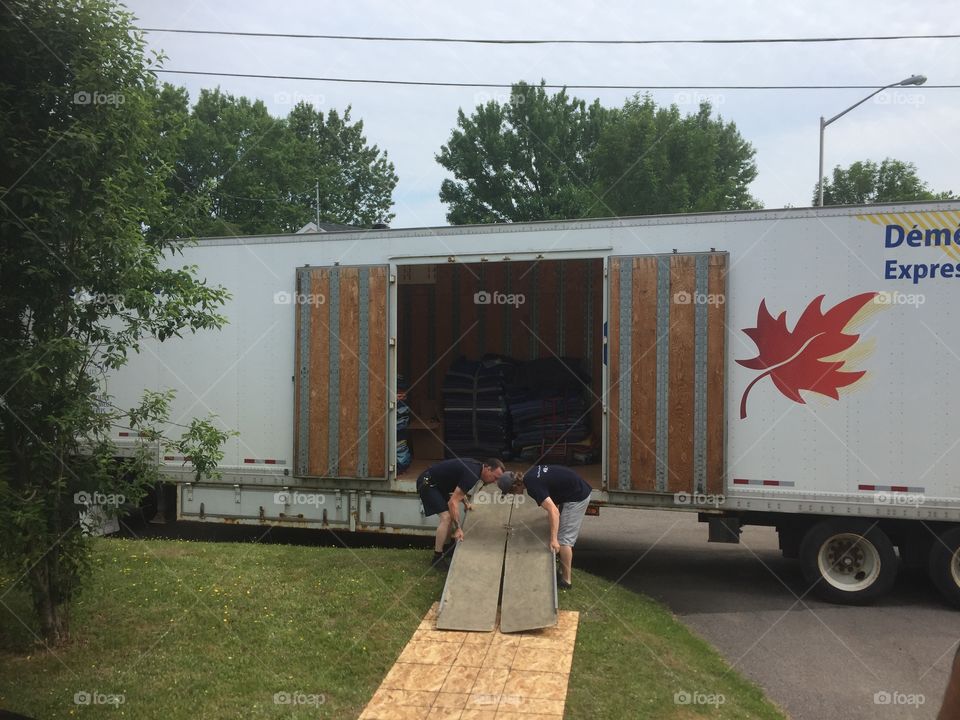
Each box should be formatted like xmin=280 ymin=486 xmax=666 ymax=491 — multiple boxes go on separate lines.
xmin=176 ymin=481 xmax=438 ymax=535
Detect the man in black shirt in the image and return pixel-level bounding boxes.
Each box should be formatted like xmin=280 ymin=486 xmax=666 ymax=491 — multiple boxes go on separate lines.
xmin=417 ymin=457 xmax=505 ymax=568
xmin=497 ymin=464 xmax=592 ymax=588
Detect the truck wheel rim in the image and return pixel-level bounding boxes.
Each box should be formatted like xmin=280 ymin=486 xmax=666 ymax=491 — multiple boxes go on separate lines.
xmin=817 ymin=533 xmax=881 ymax=592
xmin=951 ymin=548 xmax=960 ymax=588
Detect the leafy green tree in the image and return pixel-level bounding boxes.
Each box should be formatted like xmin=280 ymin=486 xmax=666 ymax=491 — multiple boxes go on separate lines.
xmin=436 ymin=84 xmax=759 ymax=223
xmin=0 ymin=0 xmax=233 ymax=645
xmin=436 ymin=81 xmax=608 ymax=223
xmin=149 ymin=83 xmax=206 ymax=239
xmin=281 ymin=102 xmax=398 ymax=231
xmin=815 ymin=158 xmax=954 ymax=206
xmin=167 ymin=90 xmax=398 ymax=236
xmin=591 ymin=96 xmax=760 ymax=216
xmin=169 ymin=88 xmax=285 ymax=236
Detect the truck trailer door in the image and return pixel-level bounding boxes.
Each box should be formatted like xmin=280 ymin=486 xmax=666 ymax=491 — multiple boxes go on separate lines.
xmin=293 ymin=264 xmax=391 ymax=480
xmin=607 ymin=252 xmax=726 ymax=496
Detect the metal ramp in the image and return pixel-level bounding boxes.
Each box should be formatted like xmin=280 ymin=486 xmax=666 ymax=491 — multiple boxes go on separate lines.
xmin=500 ymin=494 xmax=558 ymax=633
xmin=436 ymin=488 xmax=558 ymax=633
xmin=435 ymin=486 xmax=511 ymax=631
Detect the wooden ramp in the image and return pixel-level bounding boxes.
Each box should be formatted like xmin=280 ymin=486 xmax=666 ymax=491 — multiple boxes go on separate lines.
xmin=437 ymin=489 xmax=557 ymax=633
xmin=500 ymin=494 xmax=558 ymax=633
xmin=436 ymin=486 xmax=511 ymax=631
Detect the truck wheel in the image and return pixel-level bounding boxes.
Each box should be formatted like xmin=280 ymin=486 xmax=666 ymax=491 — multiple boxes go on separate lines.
xmin=800 ymin=519 xmax=898 ymax=605
xmin=927 ymin=527 xmax=960 ymax=608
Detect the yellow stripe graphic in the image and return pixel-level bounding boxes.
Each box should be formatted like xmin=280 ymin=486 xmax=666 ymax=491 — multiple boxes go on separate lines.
xmin=855 ymin=211 xmax=960 ymax=261
xmin=908 ymin=212 xmax=960 ymax=261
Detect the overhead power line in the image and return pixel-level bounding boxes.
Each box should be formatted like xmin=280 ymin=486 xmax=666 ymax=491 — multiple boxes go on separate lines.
xmin=140 ymin=28 xmax=960 ymax=45
xmin=154 ymin=69 xmax=960 ymax=91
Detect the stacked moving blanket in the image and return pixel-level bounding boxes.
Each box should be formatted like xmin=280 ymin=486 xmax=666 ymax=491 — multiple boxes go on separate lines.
xmin=508 ymin=392 xmax=590 ymax=456
xmin=441 ymin=356 xmax=513 ymax=458
xmin=396 ymin=375 xmax=412 ymax=472
xmin=441 ymin=355 xmax=596 ymax=464
xmin=506 ymin=357 xmax=595 ymax=464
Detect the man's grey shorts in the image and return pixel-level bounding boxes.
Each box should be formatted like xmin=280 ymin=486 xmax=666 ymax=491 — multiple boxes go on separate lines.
xmin=557 ymin=496 xmax=591 ymax=547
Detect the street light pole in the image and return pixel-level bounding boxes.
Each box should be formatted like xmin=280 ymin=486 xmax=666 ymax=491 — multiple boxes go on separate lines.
xmin=817 ymin=74 xmax=926 ymax=207
xmin=818 ymin=115 xmax=826 ymax=207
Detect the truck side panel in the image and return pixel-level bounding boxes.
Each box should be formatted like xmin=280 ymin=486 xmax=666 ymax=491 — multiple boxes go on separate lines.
xmin=104 ymin=204 xmax=960 ymax=526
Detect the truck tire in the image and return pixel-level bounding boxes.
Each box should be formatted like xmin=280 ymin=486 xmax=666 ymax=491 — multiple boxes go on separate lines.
xmin=928 ymin=527 xmax=960 ymax=608
xmin=799 ymin=519 xmax=898 ymax=605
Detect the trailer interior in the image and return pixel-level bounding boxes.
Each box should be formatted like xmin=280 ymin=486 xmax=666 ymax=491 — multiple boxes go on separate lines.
xmin=396 ymin=258 xmax=606 ymax=489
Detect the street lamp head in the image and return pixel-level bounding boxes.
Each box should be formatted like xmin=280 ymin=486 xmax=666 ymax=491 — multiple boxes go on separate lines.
xmin=818 ymin=72 xmax=928 ymax=206
xmin=898 ymin=74 xmax=927 ymax=86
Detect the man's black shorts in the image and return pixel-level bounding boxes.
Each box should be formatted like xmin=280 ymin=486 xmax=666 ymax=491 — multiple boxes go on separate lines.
xmin=417 ymin=471 xmax=451 ymax=517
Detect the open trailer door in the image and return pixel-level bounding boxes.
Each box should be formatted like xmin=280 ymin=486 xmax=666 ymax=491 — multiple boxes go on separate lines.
xmin=293 ymin=264 xmax=391 ymax=480
xmin=606 ymin=252 xmax=727 ymax=495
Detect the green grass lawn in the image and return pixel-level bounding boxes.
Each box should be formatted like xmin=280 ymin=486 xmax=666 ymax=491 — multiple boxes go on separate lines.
xmin=0 ymin=537 xmax=784 ymax=719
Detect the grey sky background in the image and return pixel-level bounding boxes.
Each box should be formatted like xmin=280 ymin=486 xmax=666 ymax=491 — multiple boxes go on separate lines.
xmin=127 ymin=0 xmax=960 ymax=228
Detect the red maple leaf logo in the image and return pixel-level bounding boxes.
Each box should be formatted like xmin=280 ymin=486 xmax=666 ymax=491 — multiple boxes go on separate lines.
xmin=737 ymin=292 xmax=877 ymax=419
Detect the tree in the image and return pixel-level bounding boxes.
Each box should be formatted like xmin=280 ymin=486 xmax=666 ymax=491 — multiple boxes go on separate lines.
xmin=436 ymin=84 xmax=760 ymax=223
xmin=170 ymin=88 xmax=285 ymax=236
xmin=149 ymin=83 xmax=205 ymax=240
xmin=0 ymin=0 xmax=232 ymax=645
xmin=281 ymin=102 xmax=398 ymax=231
xmin=814 ymin=158 xmax=954 ymax=206
xmin=436 ymin=81 xmax=609 ymax=223
xmin=591 ymin=96 xmax=760 ymax=216
xmin=167 ymin=90 xmax=398 ymax=236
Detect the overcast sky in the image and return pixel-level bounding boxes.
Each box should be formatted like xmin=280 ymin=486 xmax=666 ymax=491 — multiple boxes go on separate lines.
xmin=127 ymin=0 xmax=960 ymax=228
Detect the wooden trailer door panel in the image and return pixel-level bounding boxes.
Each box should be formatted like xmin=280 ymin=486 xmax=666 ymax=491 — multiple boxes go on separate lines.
xmin=293 ymin=265 xmax=390 ymax=479
xmin=607 ymin=253 xmax=727 ymax=495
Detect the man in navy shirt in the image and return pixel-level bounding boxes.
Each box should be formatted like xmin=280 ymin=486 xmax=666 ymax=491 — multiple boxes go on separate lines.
xmin=497 ymin=464 xmax=592 ymax=588
xmin=417 ymin=457 xmax=505 ymax=568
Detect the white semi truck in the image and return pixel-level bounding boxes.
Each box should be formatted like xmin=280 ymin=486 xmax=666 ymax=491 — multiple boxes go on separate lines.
xmin=107 ymin=201 xmax=960 ymax=606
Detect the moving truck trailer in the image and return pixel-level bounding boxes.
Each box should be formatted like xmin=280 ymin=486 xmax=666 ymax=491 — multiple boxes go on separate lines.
xmin=107 ymin=201 xmax=960 ymax=606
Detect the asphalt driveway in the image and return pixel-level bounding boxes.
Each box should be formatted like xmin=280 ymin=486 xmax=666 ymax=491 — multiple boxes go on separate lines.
xmin=576 ymin=507 xmax=959 ymax=720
